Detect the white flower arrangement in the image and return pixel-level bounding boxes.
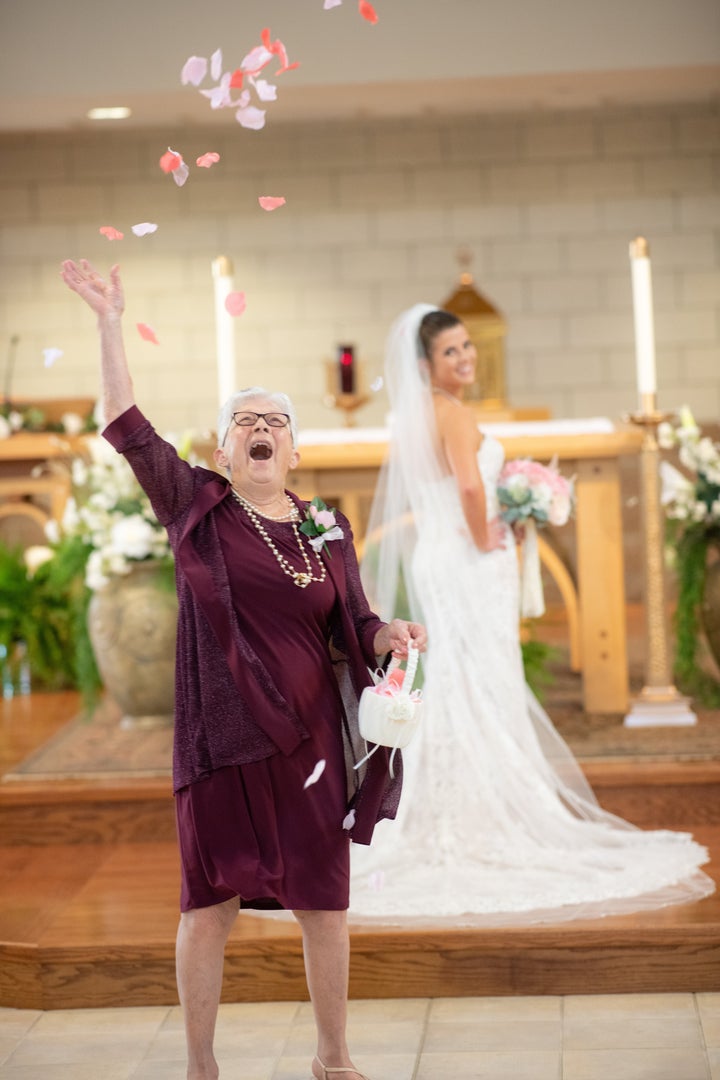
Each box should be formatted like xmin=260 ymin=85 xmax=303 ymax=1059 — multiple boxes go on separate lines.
xmin=54 ymin=436 xmax=172 ymax=591
xmin=659 ymin=406 xmax=720 ymax=527
xmin=657 ymin=405 xmax=720 ymax=703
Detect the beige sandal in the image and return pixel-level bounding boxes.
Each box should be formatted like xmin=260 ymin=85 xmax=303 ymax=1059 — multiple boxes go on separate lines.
xmin=312 ymin=1056 xmax=370 ymax=1080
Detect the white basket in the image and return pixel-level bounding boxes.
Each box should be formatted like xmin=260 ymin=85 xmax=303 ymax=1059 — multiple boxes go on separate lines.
xmin=355 ymin=645 xmax=423 ymax=776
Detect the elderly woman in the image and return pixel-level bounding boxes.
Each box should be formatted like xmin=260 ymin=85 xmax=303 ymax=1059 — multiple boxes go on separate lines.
xmin=60 ymin=259 xmax=426 ymax=1080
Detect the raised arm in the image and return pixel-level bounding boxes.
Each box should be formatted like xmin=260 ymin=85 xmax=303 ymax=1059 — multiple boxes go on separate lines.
xmin=60 ymin=259 xmax=134 ymax=425
xmin=439 ymin=406 xmax=505 ymax=553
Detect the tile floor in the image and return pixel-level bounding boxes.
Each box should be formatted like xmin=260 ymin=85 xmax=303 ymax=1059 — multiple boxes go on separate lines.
xmin=1 ymin=992 xmax=719 ymax=1079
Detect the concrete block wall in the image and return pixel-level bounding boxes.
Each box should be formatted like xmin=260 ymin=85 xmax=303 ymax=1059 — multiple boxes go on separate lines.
xmin=0 ymin=101 xmax=718 ymax=436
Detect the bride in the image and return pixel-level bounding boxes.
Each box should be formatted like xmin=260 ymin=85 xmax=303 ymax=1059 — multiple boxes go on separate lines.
xmin=349 ymin=303 xmax=714 ymax=925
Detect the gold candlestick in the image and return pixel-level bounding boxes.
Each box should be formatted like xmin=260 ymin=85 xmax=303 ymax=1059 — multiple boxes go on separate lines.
xmin=624 ymin=394 xmax=697 ymax=727
xmin=323 ymin=359 xmax=370 ymax=428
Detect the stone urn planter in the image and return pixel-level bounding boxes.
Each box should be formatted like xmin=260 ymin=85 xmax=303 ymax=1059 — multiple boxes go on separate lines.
xmin=87 ymin=561 xmax=177 ymax=728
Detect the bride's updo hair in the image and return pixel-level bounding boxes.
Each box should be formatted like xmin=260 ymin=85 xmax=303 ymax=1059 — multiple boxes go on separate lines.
xmin=418 ymin=309 xmax=462 ymax=362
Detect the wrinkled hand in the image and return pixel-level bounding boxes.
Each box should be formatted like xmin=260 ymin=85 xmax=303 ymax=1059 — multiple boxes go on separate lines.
xmin=60 ymin=259 xmax=124 ymax=320
xmin=374 ymin=618 xmax=427 ymax=659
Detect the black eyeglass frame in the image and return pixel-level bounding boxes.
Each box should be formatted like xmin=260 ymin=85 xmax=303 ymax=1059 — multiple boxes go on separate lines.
xmin=230 ymin=411 xmax=291 ymax=428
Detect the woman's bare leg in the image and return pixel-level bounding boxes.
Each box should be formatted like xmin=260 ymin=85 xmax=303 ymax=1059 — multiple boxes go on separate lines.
xmin=176 ymin=896 xmax=239 ymax=1080
xmin=293 ymin=908 xmax=367 ymax=1080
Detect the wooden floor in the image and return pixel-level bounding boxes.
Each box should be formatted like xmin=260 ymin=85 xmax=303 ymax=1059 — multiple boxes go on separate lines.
xmin=2 ymin=682 xmax=720 ymax=1010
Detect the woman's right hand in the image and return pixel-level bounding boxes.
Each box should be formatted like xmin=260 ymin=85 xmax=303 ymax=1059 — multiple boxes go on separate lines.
xmin=480 ymin=516 xmax=507 ymax=552
xmin=60 ymin=259 xmax=124 ymax=321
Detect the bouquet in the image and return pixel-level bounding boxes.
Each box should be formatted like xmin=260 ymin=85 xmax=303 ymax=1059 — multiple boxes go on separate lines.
xmin=497 ymin=458 xmax=574 ymax=617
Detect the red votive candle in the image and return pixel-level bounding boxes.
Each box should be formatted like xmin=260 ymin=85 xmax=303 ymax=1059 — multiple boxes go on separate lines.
xmin=338 ymin=345 xmax=355 ymax=394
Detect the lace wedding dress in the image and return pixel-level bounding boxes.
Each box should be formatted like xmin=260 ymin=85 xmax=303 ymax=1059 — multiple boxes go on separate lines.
xmin=350 ymin=325 xmax=714 ymax=925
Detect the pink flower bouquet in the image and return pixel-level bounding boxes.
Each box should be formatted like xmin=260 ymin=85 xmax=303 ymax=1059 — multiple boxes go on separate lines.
xmin=496 ymin=458 xmax=574 ymax=618
xmin=497 ymin=458 xmax=574 ymax=528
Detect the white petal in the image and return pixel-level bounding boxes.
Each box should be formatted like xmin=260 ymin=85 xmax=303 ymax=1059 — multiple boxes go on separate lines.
xmin=303 ymin=759 xmax=326 ymax=789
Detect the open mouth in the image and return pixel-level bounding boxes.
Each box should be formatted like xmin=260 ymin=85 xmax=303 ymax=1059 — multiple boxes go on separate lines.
xmin=249 ymin=439 xmax=273 ymax=461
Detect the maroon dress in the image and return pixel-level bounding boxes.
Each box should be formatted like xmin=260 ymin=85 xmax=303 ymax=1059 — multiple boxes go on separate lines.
xmin=176 ymin=498 xmax=352 ymax=912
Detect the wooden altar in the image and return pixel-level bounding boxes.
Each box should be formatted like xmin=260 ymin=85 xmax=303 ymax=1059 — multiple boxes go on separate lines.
xmin=290 ymin=422 xmax=644 ymax=715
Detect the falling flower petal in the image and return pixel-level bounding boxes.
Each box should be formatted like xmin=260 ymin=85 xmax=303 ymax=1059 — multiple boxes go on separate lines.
xmin=359 ymin=0 xmax=378 ymax=22
xmin=210 ymin=48 xmax=223 ymax=81
xmin=229 ymin=69 xmax=245 ymax=90
xmin=224 ymin=291 xmax=247 ymax=317
xmin=131 ymin=222 xmax=158 ymax=236
xmin=250 ymin=77 xmax=277 ymax=102
xmin=342 ymin=809 xmax=356 ymax=830
xmin=159 ymin=148 xmax=182 ymax=173
xmin=324 ymin=0 xmax=343 ymax=7
xmin=99 ymin=225 xmax=124 ymax=241
xmin=172 ymin=161 xmax=190 ymax=186
xmin=368 ymin=871 xmax=385 ymax=891
xmin=181 ymin=55 xmax=208 ymax=86
xmin=370 ymin=375 xmax=384 ymax=392
xmin=258 ymin=196 xmax=286 ymax=211
xmin=137 ymin=323 xmax=159 ymax=345
xmin=236 ymin=105 xmax=266 ymax=130
xmin=196 ymin=152 xmax=220 ymax=168
xmin=240 ymin=44 xmax=273 ymax=75
xmin=260 ymin=28 xmax=300 ymax=75
xmin=304 ymin=759 xmax=326 ymax=789
xmin=42 ymin=347 xmax=63 ymax=368
xmin=201 ymin=72 xmax=234 ymax=109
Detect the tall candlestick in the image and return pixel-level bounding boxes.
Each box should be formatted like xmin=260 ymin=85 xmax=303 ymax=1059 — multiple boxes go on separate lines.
xmin=212 ymin=256 xmax=236 ymax=408
xmin=629 ymin=237 xmax=657 ymax=409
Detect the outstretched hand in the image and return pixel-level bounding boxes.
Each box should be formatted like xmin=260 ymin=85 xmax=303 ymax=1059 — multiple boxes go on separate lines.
xmin=60 ymin=259 xmax=124 ymax=320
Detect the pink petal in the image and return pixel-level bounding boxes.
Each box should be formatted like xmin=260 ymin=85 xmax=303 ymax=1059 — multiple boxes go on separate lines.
xmin=196 ymin=152 xmax=220 ymax=168
xmin=235 ymin=105 xmax=266 ymax=130
xmin=131 ymin=222 xmax=158 ymax=236
xmin=258 ymin=196 xmax=286 ymax=211
xmin=229 ymin=69 xmax=245 ymax=89
xmin=224 ymin=291 xmax=247 ymax=317
xmin=250 ymin=77 xmax=277 ymax=102
xmin=342 ymin=809 xmax=356 ymax=830
xmin=324 ymin=0 xmax=343 ymax=7
xmin=99 ymin=225 xmax=124 ymax=241
xmin=237 ymin=89 xmax=251 ymax=108
xmin=42 ymin=347 xmax=63 ymax=368
xmin=303 ymin=759 xmax=326 ymax=789
xmin=210 ymin=48 xmax=223 ymax=81
xmin=137 ymin=323 xmax=159 ymax=345
xmin=240 ymin=44 xmax=273 ymax=74
xmin=181 ymin=55 xmax=208 ymax=86
xmin=159 ymin=148 xmax=182 ymax=173
xmin=172 ymin=161 xmax=190 ymax=186
xmin=200 ymin=72 xmax=233 ymax=109
xmin=359 ymin=0 xmax=379 ymax=22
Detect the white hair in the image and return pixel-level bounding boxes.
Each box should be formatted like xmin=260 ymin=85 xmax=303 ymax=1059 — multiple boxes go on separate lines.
xmin=217 ymin=387 xmax=298 ymax=448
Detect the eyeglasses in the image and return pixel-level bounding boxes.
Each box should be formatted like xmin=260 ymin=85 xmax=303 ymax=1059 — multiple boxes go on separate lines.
xmin=231 ymin=411 xmax=290 ymax=429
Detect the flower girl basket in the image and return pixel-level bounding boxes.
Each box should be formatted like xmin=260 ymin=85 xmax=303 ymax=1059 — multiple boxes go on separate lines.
xmin=355 ymin=644 xmax=424 ymax=778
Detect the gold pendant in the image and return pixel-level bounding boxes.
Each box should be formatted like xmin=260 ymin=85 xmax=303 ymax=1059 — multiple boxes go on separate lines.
xmin=293 ymin=573 xmax=312 ymax=588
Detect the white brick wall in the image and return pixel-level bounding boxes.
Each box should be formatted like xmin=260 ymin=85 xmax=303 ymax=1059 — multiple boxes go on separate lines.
xmin=0 ymin=103 xmax=718 ymax=435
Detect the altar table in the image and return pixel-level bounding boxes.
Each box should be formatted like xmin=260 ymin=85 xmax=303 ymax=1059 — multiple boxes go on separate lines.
xmin=293 ymin=419 xmax=644 ymax=715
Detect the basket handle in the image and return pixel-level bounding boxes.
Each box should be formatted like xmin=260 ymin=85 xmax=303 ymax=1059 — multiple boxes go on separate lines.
xmin=386 ymin=642 xmax=420 ymax=694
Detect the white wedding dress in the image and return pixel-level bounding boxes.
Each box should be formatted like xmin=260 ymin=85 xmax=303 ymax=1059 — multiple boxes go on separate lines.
xmin=349 ymin=434 xmax=714 ymax=926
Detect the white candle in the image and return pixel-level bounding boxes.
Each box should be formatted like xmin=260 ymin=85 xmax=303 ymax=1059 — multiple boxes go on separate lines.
xmin=629 ymin=237 xmax=657 ymax=398
xmin=212 ymin=256 xmax=236 ymax=408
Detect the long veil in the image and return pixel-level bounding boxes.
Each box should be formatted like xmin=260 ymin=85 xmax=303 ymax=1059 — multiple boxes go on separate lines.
xmin=360 ymin=303 xmax=444 ymax=624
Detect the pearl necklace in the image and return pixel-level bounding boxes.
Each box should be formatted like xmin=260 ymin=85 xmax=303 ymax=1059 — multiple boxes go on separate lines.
xmin=231 ymin=489 xmax=326 ymax=589
xmin=432 ymin=386 xmax=463 ymax=406
xmin=231 ymin=488 xmax=299 ymax=521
